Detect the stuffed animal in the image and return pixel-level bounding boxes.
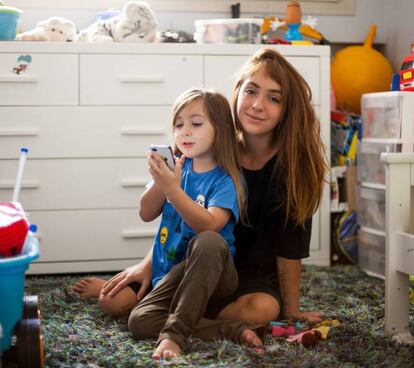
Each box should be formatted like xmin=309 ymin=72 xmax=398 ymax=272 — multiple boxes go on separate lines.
xmin=16 ymin=16 xmax=76 ymax=41
xmin=76 ymin=1 xmax=158 ymax=43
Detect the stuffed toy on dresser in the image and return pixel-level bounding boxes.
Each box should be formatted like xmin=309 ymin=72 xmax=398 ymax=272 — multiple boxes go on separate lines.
xmin=16 ymin=16 xmax=76 ymax=41
xmin=76 ymin=1 xmax=158 ymax=42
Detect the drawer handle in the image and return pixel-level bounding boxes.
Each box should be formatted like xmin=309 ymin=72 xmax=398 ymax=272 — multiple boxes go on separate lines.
xmin=0 ymin=181 xmax=40 ymax=189
xmin=120 ymin=127 xmax=165 ymax=136
xmin=0 ymin=76 xmax=38 ymax=83
xmin=120 ymin=179 xmax=147 ymax=188
xmin=0 ymin=129 xmax=38 ymax=137
xmin=121 ymin=230 xmax=156 ymax=239
xmin=119 ymin=76 xmax=165 ymax=83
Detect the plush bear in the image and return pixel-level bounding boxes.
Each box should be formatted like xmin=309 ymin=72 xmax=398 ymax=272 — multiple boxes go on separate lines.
xmin=76 ymin=1 xmax=158 ymax=43
xmin=16 ymin=16 xmax=76 ymax=42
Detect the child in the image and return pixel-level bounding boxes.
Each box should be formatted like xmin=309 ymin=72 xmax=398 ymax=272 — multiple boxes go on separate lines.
xmin=74 ymin=89 xmax=262 ymax=358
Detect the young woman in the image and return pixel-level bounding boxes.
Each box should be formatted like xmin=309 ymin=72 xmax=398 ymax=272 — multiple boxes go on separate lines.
xmin=73 ymin=89 xmax=262 ymax=358
xmin=214 ymin=47 xmax=328 ymax=325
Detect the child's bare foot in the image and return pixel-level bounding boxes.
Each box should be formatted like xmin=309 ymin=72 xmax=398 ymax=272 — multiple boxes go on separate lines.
xmin=152 ymin=339 xmax=181 ymax=360
xmin=240 ymin=329 xmax=263 ymax=347
xmin=72 ymin=277 xmax=106 ymax=299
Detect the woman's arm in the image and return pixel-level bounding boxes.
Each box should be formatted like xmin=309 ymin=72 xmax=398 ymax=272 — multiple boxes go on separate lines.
xmin=276 ymin=256 xmax=322 ymax=321
xmin=101 ymin=246 xmax=153 ymax=301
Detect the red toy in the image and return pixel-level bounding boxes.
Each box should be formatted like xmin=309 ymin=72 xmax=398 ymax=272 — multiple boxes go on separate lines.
xmin=0 ymin=202 xmax=29 ymax=257
xmin=400 ymin=43 xmax=414 ymax=91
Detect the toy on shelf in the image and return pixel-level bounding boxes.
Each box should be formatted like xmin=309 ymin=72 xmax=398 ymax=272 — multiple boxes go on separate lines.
xmin=0 ymin=147 xmax=43 ymax=367
xmin=399 ymin=43 xmax=414 ymax=91
xmin=261 ymin=0 xmax=325 ymax=45
xmin=331 ymin=24 xmax=393 ymax=114
xmin=16 ymin=16 xmax=76 ymax=41
xmin=76 ymin=1 xmax=158 ymax=43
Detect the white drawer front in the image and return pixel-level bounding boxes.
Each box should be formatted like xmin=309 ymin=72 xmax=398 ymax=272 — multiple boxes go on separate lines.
xmin=204 ymin=55 xmax=320 ymax=105
xmin=0 ymin=106 xmax=172 ymax=159
xmin=0 ymin=53 xmax=78 ymax=105
xmin=80 ymin=55 xmax=203 ymax=105
xmin=29 ymin=209 xmax=159 ymax=262
xmin=0 ymin=158 xmax=151 ymax=210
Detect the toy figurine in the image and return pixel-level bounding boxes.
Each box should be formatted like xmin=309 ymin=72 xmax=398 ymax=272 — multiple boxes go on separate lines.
xmin=400 ymin=43 xmax=414 ymax=91
xmin=284 ymin=0 xmax=303 ymax=41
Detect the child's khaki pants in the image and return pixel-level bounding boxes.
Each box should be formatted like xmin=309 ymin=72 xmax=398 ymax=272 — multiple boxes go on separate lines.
xmin=128 ymin=230 xmax=254 ymax=349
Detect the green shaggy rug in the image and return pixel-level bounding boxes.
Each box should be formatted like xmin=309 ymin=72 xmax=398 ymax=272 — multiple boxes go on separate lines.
xmin=4 ymin=265 xmax=414 ymax=367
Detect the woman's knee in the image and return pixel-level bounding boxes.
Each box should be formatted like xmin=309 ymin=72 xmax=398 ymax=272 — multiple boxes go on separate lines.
xmin=218 ymin=293 xmax=280 ymax=326
xmin=98 ymin=292 xmax=136 ymax=317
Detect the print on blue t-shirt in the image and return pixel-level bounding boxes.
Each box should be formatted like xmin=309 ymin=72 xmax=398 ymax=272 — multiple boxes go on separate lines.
xmin=151 ymin=158 xmax=239 ymax=287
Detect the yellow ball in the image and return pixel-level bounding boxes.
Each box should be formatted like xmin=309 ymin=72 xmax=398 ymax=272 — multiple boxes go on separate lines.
xmin=331 ymin=25 xmax=393 ymax=114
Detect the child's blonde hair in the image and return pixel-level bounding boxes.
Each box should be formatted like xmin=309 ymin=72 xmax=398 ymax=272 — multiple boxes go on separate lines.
xmin=172 ymin=88 xmax=246 ymax=221
xmin=232 ymin=48 xmax=328 ymax=226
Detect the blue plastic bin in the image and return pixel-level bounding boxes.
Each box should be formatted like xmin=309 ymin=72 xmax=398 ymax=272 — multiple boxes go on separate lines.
xmin=0 ymin=234 xmax=39 ymax=352
xmin=0 ymin=6 xmax=22 ymax=41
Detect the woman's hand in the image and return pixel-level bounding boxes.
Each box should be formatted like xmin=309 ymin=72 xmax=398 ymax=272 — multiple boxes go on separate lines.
xmin=101 ymin=261 xmax=152 ymax=301
xmin=148 ymin=152 xmax=184 ymax=196
xmin=284 ymin=309 xmax=323 ymax=322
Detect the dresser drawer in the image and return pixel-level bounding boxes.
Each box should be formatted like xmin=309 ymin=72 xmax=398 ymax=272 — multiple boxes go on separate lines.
xmin=204 ymin=55 xmax=320 ymax=105
xmin=0 ymin=106 xmax=172 ymax=158
xmin=80 ymin=54 xmax=203 ymax=105
xmin=29 ymin=209 xmax=158 ymax=262
xmin=0 ymin=158 xmax=151 ymax=210
xmin=0 ymin=53 xmax=78 ymax=105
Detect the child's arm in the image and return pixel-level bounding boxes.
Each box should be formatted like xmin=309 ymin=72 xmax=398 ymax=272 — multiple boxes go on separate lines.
xmin=139 ymin=182 xmax=165 ymax=222
xmin=276 ymin=257 xmax=322 ymax=322
xmin=149 ymin=154 xmax=231 ymax=233
xmin=139 ymin=154 xmax=168 ymax=221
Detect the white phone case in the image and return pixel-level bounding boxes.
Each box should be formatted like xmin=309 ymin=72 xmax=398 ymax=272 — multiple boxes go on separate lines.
xmin=149 ymin=145 xmax=175 ymax=170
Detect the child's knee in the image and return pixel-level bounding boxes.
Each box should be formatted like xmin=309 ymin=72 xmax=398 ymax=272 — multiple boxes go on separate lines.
xmin=128 ymin=308 xmax=155 ymax=339
xmin=190 ymin=230 xmax=228 ymax=257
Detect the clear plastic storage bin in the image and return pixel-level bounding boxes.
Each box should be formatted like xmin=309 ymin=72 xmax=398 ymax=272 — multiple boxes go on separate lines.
xmin=357 ymin=140 xmax=399 ymax=185
xmin=362 ymin=93 xmax=402 ymax=139
xmin=358 ymin=228 xmax=385 ymax=277
xmin=194 ymin=18 xmax=263 ymax=44
xmin=357 ymin=187 xmax=385 ymax=231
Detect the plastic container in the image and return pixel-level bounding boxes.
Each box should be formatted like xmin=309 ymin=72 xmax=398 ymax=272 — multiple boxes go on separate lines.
xmin=194 ymin=18 xmax=263 ymax=44
xmin=358 ymin=228 xmax=385 ymax=277
xmin=0 ymin=234 xmax=39 ymax=352
xmin=357 ymin=187 xmax=385 ymax=231
xmin=0 ymin=6 xmax=22 ymax=41
xmin=357 ymin=140 xmax=399 ymax=185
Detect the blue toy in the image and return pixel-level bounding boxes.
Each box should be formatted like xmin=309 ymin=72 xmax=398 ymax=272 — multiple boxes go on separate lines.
xmin=0 ymin=148 xmax=43 ymax=367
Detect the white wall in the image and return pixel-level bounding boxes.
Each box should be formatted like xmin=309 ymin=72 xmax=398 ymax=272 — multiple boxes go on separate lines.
xmin=16 ymin=0 xmax=385 ymax=44
xmin=384 ymin=0 xmax=414 ymax=71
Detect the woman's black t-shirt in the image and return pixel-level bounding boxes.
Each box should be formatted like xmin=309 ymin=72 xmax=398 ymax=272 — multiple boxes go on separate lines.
xmin=233 ymin=155 xmax=312 ymax=274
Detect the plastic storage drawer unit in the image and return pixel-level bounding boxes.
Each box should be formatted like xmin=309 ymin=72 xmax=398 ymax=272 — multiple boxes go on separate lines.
xmin=358 ymin=228 xmax=385 ymax=277
xmin=357 ymin=187 xmax=386 ymax=231
xmin=357 ymin=141 xmax=399 ymax=185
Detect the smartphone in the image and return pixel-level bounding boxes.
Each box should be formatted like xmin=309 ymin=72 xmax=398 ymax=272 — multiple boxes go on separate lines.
xmin=149 ymin=145 xmax=175 ymax=170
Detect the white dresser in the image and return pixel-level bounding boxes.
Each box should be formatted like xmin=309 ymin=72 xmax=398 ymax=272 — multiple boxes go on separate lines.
xmin=0 ymin=42 xmax=331 ymax=273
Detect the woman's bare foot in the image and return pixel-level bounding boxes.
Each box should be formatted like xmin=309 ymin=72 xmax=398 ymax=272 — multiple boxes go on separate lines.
xmin=240 ymin=329 xmax=263 ymax=347
xmin=152 ymin=339 xmax=181 ymax=360
xmin=72 ymin=277 xmax=106 ymax=299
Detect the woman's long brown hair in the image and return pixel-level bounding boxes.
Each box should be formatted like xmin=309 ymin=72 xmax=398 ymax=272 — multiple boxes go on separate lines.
xmin=171 ymin=89 xmax=246 ymax=221
xmin=232 ymin=48 xmax=328 ymax=226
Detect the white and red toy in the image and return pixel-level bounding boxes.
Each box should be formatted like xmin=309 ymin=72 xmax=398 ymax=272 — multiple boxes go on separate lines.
xmin=0 ymin=202 xmax=29 ymax=257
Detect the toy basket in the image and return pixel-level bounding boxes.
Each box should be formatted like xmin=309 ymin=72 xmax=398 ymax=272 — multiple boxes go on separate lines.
xmin=0 ymin=234 xmax=39 ymax=353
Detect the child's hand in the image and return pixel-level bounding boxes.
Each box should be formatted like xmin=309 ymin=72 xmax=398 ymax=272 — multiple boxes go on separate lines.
xmin=147 ymin=152 xmax=185 ymax=196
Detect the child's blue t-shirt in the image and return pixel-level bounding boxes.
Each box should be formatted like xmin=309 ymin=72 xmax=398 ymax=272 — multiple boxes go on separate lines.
xmin=151 ymin=158 xmax=239 ymax=287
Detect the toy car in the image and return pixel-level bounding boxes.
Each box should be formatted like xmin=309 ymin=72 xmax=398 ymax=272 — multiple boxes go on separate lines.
xmin=400 ymin=43 xmax=414 ymax=91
